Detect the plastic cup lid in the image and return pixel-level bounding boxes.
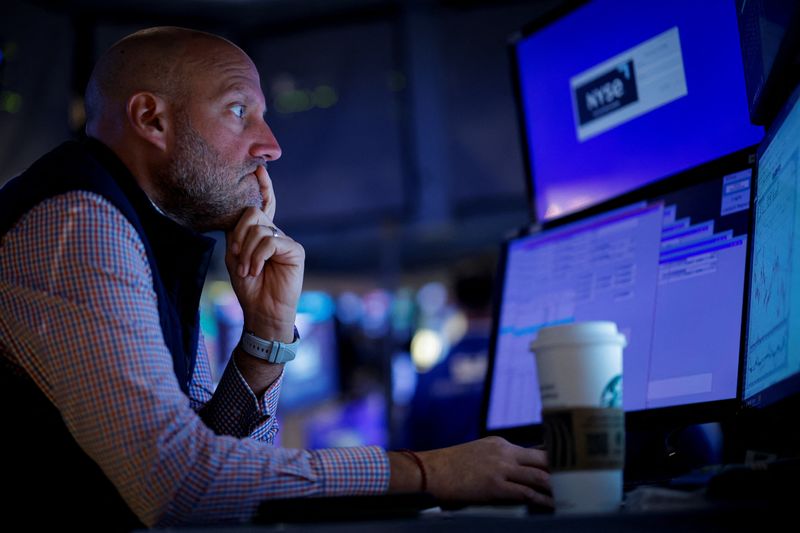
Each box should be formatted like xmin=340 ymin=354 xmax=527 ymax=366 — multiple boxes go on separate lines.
xmin=529 ymin=321 xmax=627 ymax=351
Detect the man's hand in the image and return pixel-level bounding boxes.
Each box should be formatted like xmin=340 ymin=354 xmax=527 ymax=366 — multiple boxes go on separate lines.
xmin=388 ymin=437 xmax=552 ymax=508
xmin=225 ymin=166 xmax=304 ymax=344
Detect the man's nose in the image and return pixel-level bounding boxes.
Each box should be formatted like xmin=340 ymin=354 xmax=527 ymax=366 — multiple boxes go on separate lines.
xmin=251 ymin=121 xmax=282 ymax=162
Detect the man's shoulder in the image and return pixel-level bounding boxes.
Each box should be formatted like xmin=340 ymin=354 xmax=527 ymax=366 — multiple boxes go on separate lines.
xmin=1 ymin=190 xmax=152 ymax=290
xmin=0 ymin=140 xmax=113 ymax=235
xmin=7 ymin=190 xmax=144 ymax=251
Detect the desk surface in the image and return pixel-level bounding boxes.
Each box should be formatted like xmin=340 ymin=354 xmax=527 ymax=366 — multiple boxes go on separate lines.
xmin=147 ymin=502 xmax=789 ymax=532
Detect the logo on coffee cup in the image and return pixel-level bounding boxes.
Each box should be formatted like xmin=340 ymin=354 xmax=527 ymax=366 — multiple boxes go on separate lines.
xmin=600 ymin=374 xmax=622 ymax=408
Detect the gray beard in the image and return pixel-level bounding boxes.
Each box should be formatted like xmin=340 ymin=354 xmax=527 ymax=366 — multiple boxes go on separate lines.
xmin=153 ymin=116 xmax=262 ymax=232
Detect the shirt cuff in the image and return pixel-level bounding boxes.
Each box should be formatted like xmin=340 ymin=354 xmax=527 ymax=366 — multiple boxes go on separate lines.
xmin=199 ymin=357 xmax=284 ymax=441
xmin=309 ymin=446 xmax=391 ymax=496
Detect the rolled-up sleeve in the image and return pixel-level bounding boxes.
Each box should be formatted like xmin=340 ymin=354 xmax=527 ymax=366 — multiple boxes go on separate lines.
xmin=0 ymin=191 xmax=390 ymax=527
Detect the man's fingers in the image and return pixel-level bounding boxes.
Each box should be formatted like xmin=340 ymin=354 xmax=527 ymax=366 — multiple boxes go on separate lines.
xmin=256 ymin=165 xmax=276 ymax=220
xmin=249 ymin=238 xmax=277 ymax=277
xmin=517 ymin=447 xmax=550 ymax=471
xmin=228 ymin=207 xmax=273 ymax=255
xmin=233 ymin=226 xmax=304 ymax=277
xmin=515 ymin=483 xmax=554 ymax=508
xmin=505 ymin=464 xmax=551 ymax=494
xmin=237 ymin=224 xmax=279 ymax=276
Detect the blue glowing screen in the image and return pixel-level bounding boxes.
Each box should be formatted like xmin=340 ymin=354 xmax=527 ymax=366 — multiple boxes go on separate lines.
xmin=515 ymin=0 xmax=764 ymax=220
xmin=487 ymin=158 xmax=752 ymax=431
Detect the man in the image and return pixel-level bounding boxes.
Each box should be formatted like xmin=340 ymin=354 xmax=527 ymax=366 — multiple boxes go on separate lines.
xmin=0 ymin=27 xmax=551 ymax=528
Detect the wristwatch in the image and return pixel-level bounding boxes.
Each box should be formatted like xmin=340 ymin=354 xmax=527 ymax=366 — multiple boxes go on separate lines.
xmin=239 ymin=327 xmax=300 ymax=363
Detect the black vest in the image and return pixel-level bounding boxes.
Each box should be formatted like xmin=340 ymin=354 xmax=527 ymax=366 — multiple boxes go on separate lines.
xmin=0 ymin=139 xmax=215 ymax=530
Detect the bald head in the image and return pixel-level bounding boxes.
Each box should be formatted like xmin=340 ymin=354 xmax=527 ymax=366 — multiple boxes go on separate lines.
xmin=84 ymin=26 xmax=241 ymax=137
xmin=81 ymin=26 xmax=279 ymax=232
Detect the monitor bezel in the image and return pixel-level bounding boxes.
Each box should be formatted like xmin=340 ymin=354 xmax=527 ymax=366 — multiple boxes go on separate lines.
xmin=480 ymin=146 xmax=758 ymax=445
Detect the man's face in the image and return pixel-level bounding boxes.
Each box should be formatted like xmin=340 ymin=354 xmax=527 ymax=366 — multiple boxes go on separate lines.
xmin=155 ymin=42 xmax=281 ymax=232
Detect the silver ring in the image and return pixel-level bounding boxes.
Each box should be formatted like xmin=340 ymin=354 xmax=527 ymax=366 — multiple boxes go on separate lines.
xmin=267 ymin=225 xmax=279 ymax=238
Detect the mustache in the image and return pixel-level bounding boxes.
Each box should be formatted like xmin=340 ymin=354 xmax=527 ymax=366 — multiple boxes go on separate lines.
xmin=238 ymin=160 xmax=268 ymax=181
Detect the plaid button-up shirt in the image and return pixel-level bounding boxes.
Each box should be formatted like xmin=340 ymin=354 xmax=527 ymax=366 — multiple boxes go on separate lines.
xmin=0 ymin=190 xmax=389 ymax=527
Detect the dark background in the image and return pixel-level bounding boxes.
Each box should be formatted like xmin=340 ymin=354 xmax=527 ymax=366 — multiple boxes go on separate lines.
xmin=0 ymin=0 xmax=569 ymax=278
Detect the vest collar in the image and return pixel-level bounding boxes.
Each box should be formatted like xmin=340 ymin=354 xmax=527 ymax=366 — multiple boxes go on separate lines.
xmin=83 ymin=138 xmax=217 ymax=277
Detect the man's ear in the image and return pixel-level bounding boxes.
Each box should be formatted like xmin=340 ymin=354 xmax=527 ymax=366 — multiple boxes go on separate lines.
xmin=126 ymin=92 xmax=171 ymax=152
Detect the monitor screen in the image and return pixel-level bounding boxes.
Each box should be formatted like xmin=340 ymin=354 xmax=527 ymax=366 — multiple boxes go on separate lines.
xmin=483 ymin=150 xmax=754 ymax=439
xmin=513 ymin=0 xmax=764 ymax=221
xmin=742 ymin=84 xmax=800 ymax=408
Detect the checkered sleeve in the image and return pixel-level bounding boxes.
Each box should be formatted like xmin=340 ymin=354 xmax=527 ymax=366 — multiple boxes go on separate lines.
xmin=188 ymin=332 xmax=215 ymax=410
xmin=189 ymin=329 xmax=282 ymax=441
xmin=197 ymin=355 xmax=284 ymax=442
xmin=0 ymin=192 xmax=390 ymax=527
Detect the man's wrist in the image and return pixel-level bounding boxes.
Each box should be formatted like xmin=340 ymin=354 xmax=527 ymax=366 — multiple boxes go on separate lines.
xmin=232 ymin=345 xmax=284 ymax=397
xmin=388 ymin=451 xmax=429 ymax=494
xmin=243 ymin=316 xmax=296 ymax=343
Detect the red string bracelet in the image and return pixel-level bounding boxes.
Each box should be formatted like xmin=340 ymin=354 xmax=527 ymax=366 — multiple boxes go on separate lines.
xmin=398 ymin=449 xmax=428 ymax=492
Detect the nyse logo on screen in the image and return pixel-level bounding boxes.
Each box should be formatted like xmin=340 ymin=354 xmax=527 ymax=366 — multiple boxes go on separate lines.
xmin=575 ymin=61 xmax=638 ymax=126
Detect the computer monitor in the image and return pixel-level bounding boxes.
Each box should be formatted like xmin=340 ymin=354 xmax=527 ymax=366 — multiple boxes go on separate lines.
xmin=481 ymin=148 xmax=756 ymax=447
xmin=741 ymin=83 xmax=800 ymax=410
xmin=511 ymin=0 xmax=764 ymax=221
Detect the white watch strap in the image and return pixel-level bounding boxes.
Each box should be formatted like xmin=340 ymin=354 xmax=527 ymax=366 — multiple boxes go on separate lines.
xmin=239 ymin=327 xmax=300 ymax=364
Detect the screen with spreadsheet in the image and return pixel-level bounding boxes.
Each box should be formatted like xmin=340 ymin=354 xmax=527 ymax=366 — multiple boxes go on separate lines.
xmin=483 ymin=151 xmax=754 ymax=434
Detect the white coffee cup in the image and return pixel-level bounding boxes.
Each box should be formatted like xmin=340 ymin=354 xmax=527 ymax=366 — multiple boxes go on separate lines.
xmin=530 ymin=321 xmax=626 ymax=515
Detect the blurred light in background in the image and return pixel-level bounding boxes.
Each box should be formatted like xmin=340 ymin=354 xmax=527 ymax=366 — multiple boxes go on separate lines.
xmin=275 ymin=89 xmax=312 ymax=114
xmin=1 ymin=90 xmax=21 ymax=113
xmin=362 ymin=288 xmax=392 ymax=338
xmin=298 ymin=290 xmax=336 ymax=322
xmin=303 ymin=392 xmax=387 ymax=449
xmin=415 ymin=281 xmax=448 ymax=319
xmin=279 ymin=292 xmax=340 ymax=413
xmin=442 ymin=309 xmax=468 ymax=346
xmin=68 ymin=96 xmax=85 ymax=131
xmin=410 ymin=328 xmax=444 ymax=372
xmin=312 ymin=85 xmax=338 ymax=108
xmin=335 ymin=291 xmax=364 ymax=325
xmin=390 ymin=287 xmax=415 ymax=339
xmin=391 ymin=351 xmax=417 ymax=406
xmin=197 ymin=276 xmax=485 ymax=449
xmin=203 ymin=281 xmax=244 ymax=383
xmin=272 ymin=81 xmax=339 ymax=115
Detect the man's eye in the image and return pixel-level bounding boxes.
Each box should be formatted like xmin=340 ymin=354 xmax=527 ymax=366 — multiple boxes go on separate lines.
xmin=231 ymin=104 xmax=246 ymax=118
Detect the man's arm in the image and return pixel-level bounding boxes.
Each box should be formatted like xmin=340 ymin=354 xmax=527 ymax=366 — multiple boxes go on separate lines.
xmin=0 ymin=192 xmax=389 ymax=526
xmin=387 ymin=439 xmax=552 ymax=507
xmin=224 ymin=166 xmax=303 ymax=397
